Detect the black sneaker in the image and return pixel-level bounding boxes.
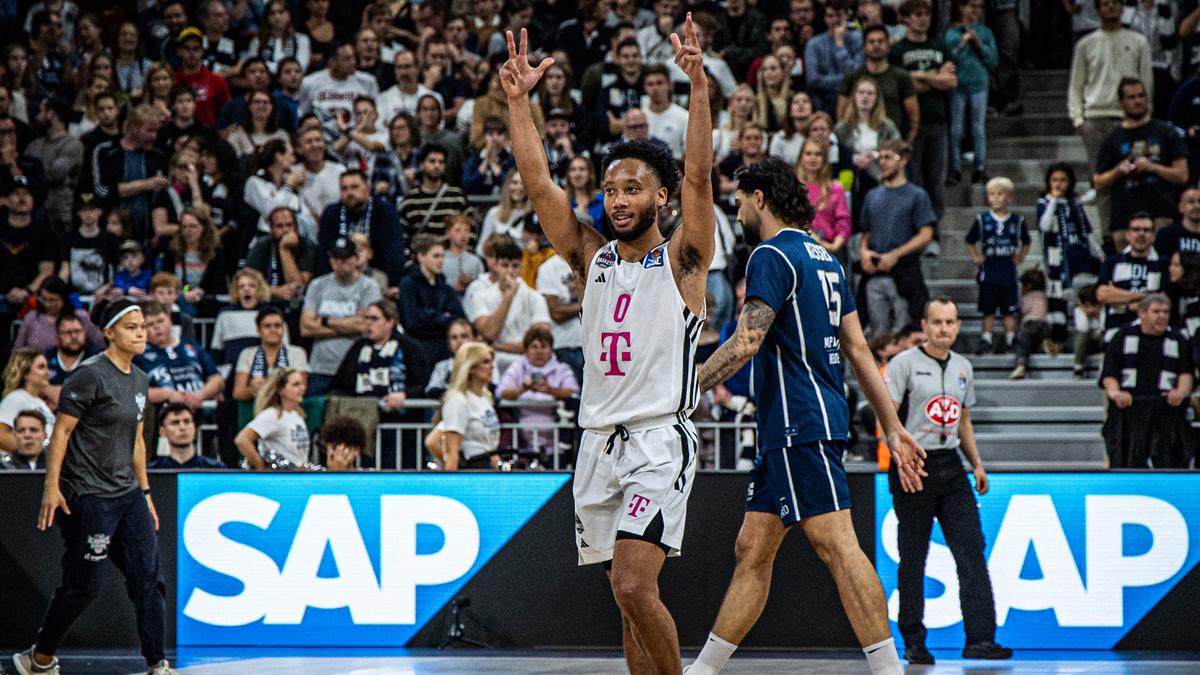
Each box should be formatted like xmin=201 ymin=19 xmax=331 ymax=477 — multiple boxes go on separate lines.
xmin=963 ymin=641 xmax=1013 ymax=659
xmin=993 ymin=335 xmax=1009 ymax=355
xmin=972 ymin=168 xmax=990 ymax=184
xmin=905 ymin=645 xmax=935 ymax=664
xmin=975 ymin=338 xmax=993 ymax=355
xmin=1073 ymin=364 xmax=1087 ymax=379
xmin=945 ymin=170 xmax=961 ymax=187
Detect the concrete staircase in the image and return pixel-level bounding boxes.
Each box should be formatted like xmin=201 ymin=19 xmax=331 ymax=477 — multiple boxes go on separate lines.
xmin=903 ymin=69 xmax=1107 ymax=468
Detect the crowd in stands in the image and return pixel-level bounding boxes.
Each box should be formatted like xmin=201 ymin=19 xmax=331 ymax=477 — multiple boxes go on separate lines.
xmin=0 ymin=0 xmax=1197 ymax=472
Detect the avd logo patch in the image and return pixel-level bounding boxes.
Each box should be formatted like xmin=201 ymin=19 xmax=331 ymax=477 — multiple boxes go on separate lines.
xmin=923 ymin=395 xmax=961 ymax=426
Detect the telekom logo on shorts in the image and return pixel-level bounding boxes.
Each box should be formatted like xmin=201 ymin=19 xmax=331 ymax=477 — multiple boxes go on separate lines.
xmin=627 ymin=493 xmax=651 ymax=518
xmin=601 ymin=293 xmax=634 ymax=376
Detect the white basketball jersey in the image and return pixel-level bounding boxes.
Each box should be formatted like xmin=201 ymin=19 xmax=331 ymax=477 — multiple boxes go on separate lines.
xmin=579 ymin=241 xmax=703 ymax=429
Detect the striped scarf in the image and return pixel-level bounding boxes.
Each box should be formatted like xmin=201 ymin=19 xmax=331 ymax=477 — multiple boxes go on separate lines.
xmin=1037 ymin=196 xmax=1098 ymax=343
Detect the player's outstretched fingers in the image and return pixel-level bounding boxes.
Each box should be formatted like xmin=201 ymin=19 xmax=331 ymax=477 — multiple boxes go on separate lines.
xmin=520 ymin=27 xmax=529 ymax=56
xmin=506 ymin=30 xmax=518 ymax=60
xmin=685 ymin=11 xmax=698 ymax=45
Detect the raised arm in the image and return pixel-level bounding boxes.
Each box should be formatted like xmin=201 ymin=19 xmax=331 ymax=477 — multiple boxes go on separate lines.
xmin=667 ymin=14 xmax=716 ymax=310
xmin=501 ymin=29 xmax=606 ymax=279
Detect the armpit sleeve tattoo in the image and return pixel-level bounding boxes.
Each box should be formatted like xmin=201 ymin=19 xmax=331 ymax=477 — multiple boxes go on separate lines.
xmin=697 ymin=299 xmax=776 ymax=393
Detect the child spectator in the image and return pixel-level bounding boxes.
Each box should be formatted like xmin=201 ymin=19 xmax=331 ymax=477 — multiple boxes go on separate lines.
xmin=497 ymin=327 xmax=579 ymax=457
xmin=1073 ymin=284 xmax=1104 ymax=379
xmin=58 ymin=192 xmax=117 ymax=296
xmin=966 ymin=176 xmax=1029 ymax=354
xmin=1037 ymin=162 xmax=1104 ymax=347
xmin=113 ymin=240 xmax=152 ymax=296
xmin=426 ymin=318 xmax=482 ymax=400
xmin=148 ymin=272 xmax=197 ymax=344
xmin=349 ymin=232 xmax=390 ymax=293
xmin=944 ymin=0 xmax=998 ymax=185
xmin=442 ymin=213 xmax=486 ymax=296
xmin=398 ymin=234 xmax=466 ymax=363
xmin=1009 ymin=269 xmax=1051 ymax=380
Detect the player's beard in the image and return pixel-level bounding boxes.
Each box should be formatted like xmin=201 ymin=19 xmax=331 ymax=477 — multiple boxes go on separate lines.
xmin=740 ymin=211 xmax=763 ymax=247
xmin=610 ymin=203 xmax=658 ymax=242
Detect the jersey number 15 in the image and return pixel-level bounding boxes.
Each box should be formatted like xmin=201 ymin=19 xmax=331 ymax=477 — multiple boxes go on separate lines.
xmin=817 ymin=270 xmax=842 ymax=327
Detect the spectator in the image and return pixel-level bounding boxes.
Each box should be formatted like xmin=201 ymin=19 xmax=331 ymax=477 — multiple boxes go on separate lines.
xmin=149 ymin=403 xmax=225 ymax=468
xmin=274 ymin=58 xmax=304 ymax=119
xmin=425 ymin=318 xmax=487 ymax=399
xmin=243 ymin=138 xmax=311 ymax=237
xmin=721 ymin=0 xmax=770 ymax=79
xmin=44 ymin=313 xmax=99 ymax=404
xmin=1157 ymin=188 xmax=1200 ymax=266
xmin=415 ymin=94 xmax=466 ymax=184
xmin=77 ymin=91 xmax=121 ymax=161
xmin=965 ymin=176 xmax=1030 ymax=354
xmin=58 ymin=193 xmax=116 ymax=296
xmin=478 ymin=169 xmax=529 ymax=253
xmin=671 ymin=12 xmax=738 ymax=98
xmin=718 ymin=124 xmax=768 ymax=202
xmin=13 ymin=277 xmax=103 ymax=352
xmin=425 ymin=342 xmax=501 ymax=470
xmin=1009 ymin=269 xmax=1052 ymax=380
xmin=835 ymin=76 xmax=902 ymax=224
xmin=330 ymin=299 xmax=411 ymax=413
xmin=1168 ymin=251 xmax=1200 ymax=338
xmin=594 ymin=39 xmax=645 ymax=147
xmin=1100 ymin=294 xmax=1194 ymax=468
xmin=0 ymin=349 xmax=56 ymax=453
xmin=300 ymin=237 xmax=383 ymax=396
xmin=149 ymin=146 xmax=211 ymax=248
xmin=442 ymin=213 xmax=486 ymax=295
xmin=1096 ymin=212 xmax=1166 ymax=342
xmin=247 ymin=0 xmax=313 ymax=74
xmin=839 ymin=24 xmax=919 ymax=145
xmin=113 ymin=239 xmax=152 ymax=296
xmin=1073 ymin=283 xmax=1104 ymax=378
xmin=318 ymin=415 xmax=368 ymax=469
xmin=1038 ymin=162 xmax=1104 ymax=346
xmin=518 ymin=212 xmax=556 ymax=289
xmin=636 ymin=0 xmax=682 ymax=66
xmin=797 ymin=137 xmax=852 ymax=255
xmin=155 ymin=85 xmax=218 ymax=154
xmin=378 ymin=51 xmax=442 ymax=124
xmin=299 ymin=43 xmax=380 ymax=146
xmin=1122 ymin=0 xmax=1178 ymax=120
xmin=0 ymin=409 xmax=48 ymax=470
xmin=609 ymin=0 xmax=657 ymax=29
xmin=197 ymin=0 xmax=237 ymax=74
xmin=303 ymin=0 xmax=337 ymax=59
xmin=211 ymin=268 xmax=273 ymax=366
xmin=768 ymin=92 xmax=815 ymax=166
xmin=293 ymin=126 xmax=348 ymax=235
xmin=332 ymin=96 xmax=389 ymax=178
xmin=471 ymin=55 xmax=547 ymax=152
xmin=397 ymin=143 xmax=469 ymax=238
xmin=540 ymin=106 xmax=585 ymax=189
xmin=148 ymin=271 xmax=198 ymax=343
xmin=143 ymin=61 xmax=177 ymax=120
xmin=535 ymin=244 xmax=585 ymax=385
xmin=223 ymin=90 xmax=290 ymax=158
xmin=464 ymin=116 xmax=516 ymax=195
xmin=233 ymin=305 xmax=308 ymax=403
xmin=245 ymin=206 xmax=317 ymax=303
xmin=805 ymin=0 xmax=864 ymax=115
xmin=1093 ymin=77 xmax=1188 ymax=249
xmin=371 ymin=113 xmax=421 ymax=202
xmin=498 ymin=326 xmax=579 ymax=455
xmin=153 ymin=207 xmax=228 ymax=315
xmin=556 ymin=0 xmax=615 ymax=77
xmin=789 ymin=0 xmax=820 ymax=51
xmin=1068 ymin=0 xmax=1153 ymax=236
xmin=715 ymin=84 xmax=756 ymax=163
xmin=859 ymin=139 xmax=935 ymax=333
xmin=565 ymin=155 xmax=606 ymax=230
xmin=945 ymin=0 xmax=998 ymax=185
xmin=752 ymin=55 xmax=793 ymax=134
xmin=136 ymin=300 xmax=223 ymax=410
xmin=92 ymin=104 xmax=169 ymax=244
xmin=398 ymin=233 xmax=466 ymax=361
xmin=25 ymin=96 xmax=81 ymax=237
xmin=987 ymin=0 xmax=1022 ymax=117
xmin=0 ymin=176 xmax=57 ymax=344
xmin=173 ymin=27 xmax=231 ymax=128
xmin=891 ymin=0 xmax=956 ymax=217
xmin=642 ymin=64 xmax=688 ymax=160
xmin=236 ymin=367 xmax=313 ymax=469
xmin=218 ymin=58 xmax=298 ymax=135
xmin=316 ymin=169 xmax=405 ymax=288
xmin=464 ymin=234 xmax=552 ymax=373
xmin=1168 ymin=70 xmax=1200 ymax=183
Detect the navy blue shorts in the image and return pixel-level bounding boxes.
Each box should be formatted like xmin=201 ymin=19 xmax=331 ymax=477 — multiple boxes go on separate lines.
xmin=977 ymin=281 xmax=1019 ymax=317
xmin=745 ymin=441 xmax=851 ymax=526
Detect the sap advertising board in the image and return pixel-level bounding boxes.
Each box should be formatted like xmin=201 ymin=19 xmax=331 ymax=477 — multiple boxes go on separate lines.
xmin=876 ymin=473 xmax=1200 ymax=649
xmin=176 ymin=473 xmax=569 ymax=646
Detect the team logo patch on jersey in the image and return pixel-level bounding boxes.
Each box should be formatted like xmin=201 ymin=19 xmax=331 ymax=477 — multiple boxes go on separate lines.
xmin=924 ymin=395 xmax=962 ymax=426
xmin=643 ymin=247 xmax=665 ymax=268
xmin=135 ymin=392 xmax=147 ymax=420
xmin=957 ymin=372 xmax=968 ymax=390
xmin=597 ymin=249 xmax=616 ymax=268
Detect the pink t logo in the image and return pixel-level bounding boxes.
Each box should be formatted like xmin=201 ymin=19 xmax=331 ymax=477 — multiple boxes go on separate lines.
xmin=600 ymin=331 xmax=632 ymax=376
xmin=627 ymin=493 xmax=651 ymax=518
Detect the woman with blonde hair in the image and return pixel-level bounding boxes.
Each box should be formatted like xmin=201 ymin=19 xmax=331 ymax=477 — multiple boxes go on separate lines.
xmin=0 ymin=349 xmax=56 ymax=451
xmin=833 ymin=76 xmax=900 ymax=225
xmin=797 ymin=138 xmax=851 ymax=255
xmin=235 ymin=367 xmax=312 ymax=469
xmin=753 ymin=54 xmax=792 ymax=133
xmin=424 ymin=342 xmax=500 ymax=470
xmin=477 ymin=168 xmax=528 ymax=255
xmin=213 ymin=268 xmax=289 ymax=372
xmin=715 ymin=84 xmax=755 ymax=162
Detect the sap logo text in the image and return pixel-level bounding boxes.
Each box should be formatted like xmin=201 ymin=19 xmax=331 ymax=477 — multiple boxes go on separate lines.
xmin=881 ymin=494 xmax=1188 ymax=629
xmin=182 ymin=492 xmax=479 ymax=626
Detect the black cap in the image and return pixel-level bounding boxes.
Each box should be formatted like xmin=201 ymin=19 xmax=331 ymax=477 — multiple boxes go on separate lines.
xmin=76 ymin=191 xmax=101 ymax=209
xmin=546 ymin=108 xmax=571 ymax=122
xmin=8 ymin=174 xmax=32 ymax=193
xmin=329 ymin=237 xmax=358 ymax=259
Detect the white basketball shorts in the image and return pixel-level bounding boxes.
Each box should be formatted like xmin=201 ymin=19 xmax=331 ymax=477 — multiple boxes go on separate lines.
xmin=573 ymin=413 xmax=698 ymax=566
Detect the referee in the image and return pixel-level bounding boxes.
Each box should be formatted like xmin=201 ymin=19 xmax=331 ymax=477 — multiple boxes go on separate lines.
xmin=883 ymin=297 xmax=1011 ymax=665
xmin=13 ymin=300 xmax=178 ymax=675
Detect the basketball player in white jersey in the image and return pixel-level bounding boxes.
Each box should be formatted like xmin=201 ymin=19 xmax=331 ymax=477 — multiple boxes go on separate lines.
xmin=501 ymin=20 xmax=713 ymax=674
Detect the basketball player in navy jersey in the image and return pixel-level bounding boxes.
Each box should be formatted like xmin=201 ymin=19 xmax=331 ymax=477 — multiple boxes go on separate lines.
xmin=502 ymin=18 xmax=714 ymax=675
xmin=685 ymin=157 xmax=926 ymax=675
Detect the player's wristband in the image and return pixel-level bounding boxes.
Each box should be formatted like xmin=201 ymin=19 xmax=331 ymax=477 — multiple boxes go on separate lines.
xmin=142 ymin=488 xmax=152 ymax=495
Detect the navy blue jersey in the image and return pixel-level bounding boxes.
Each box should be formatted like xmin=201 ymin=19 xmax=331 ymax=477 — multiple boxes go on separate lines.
xmin=965 ymin=211 xmax=1029 ymax=286
xmin=745 ymin=229 xmax=856 ymax=451
xmin=134 ymin=339 xmax=218 ymax=392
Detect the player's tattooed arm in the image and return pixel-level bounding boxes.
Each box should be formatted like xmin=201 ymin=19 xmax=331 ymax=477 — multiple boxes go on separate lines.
xmin=697 ymin=299 xmax=776 ymax=393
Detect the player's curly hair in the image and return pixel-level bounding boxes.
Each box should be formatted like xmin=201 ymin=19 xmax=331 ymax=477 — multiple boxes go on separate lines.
xmin=601 ymin=139 xmax=680 ymax=199
xmin=735 ymin=156 xmax=815 ymax=229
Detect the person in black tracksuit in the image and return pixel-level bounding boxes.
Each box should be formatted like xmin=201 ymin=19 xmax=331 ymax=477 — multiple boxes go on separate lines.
xmin=12 ymin=300 xmax=177 ymax=675
xmin=883 ymin=297 xmax=1011 ymax=665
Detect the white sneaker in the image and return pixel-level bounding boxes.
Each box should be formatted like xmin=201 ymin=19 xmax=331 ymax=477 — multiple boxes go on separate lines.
xmin=12 ymin=648 xmax=60 ymax=675
xmin=148 ymin=660 xmax=179 ymax=675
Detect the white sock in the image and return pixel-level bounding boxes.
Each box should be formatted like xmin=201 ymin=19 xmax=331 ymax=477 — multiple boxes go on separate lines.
xmin=863 ymin=637 xmax=904 ymax=675
xmin=1005 ymin=331 xmax=1016 ymax=344
xmin=981 ymin=331 xmax=993 ymax=343
xmin=688 ymin=632 xmax=738 ymax=675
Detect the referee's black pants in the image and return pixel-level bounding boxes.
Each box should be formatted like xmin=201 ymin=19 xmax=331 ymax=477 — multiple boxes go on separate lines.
xmin=36 ymin=487 xmax=166 ymax=665
xmin=889 ymin=449 xmax=998 ymax=649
